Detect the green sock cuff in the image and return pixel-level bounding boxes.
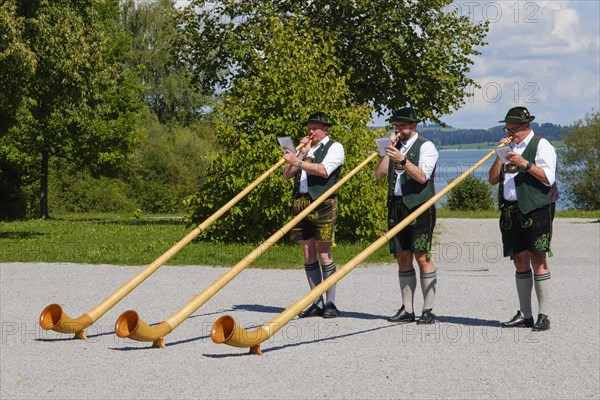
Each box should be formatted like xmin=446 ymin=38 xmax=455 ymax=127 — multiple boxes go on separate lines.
xmin=321 ymin=262 xmax=336 ymax=273
xmin=516 ymin=270 xmax=533 ymax=279
xmin=534 ymin=272 xmax=551 ymax=281
xmin=304 ymin=262 xmax=320 ymax=271
xmin=399 ymin=269 xmax=416 ymax=277
xmin=420 ymin=271 xmax=437 ymax=279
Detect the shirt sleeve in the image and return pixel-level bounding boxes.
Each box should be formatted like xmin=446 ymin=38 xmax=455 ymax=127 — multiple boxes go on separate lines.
xmin=535 ymin=138 xmax=557 ymax=186
xmin=419 ymin=141 xmax=439 ymax=181
xmin=321 ymin=142 xmax=345 ymax=177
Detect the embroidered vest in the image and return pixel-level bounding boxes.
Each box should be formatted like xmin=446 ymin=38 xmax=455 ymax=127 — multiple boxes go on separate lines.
xmin=292 ymin=140 xmax=342 ymax=200
xmin=499 ymin=136 xmax=559 ymax=214
xmin=387 ymin=137 xmax=436 ymax=209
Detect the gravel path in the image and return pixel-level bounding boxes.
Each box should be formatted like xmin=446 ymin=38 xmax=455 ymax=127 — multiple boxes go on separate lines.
xmin=1 ymin=219 xmax=599 ymax=399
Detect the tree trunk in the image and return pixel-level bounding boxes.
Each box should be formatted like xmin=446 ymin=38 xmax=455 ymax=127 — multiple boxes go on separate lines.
xmin=40 ymin=148 xmax=49 ymax=219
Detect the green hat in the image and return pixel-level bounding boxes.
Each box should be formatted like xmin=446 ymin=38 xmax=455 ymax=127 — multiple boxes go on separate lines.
xmin=499 ymin=106 xmax=535 ymax=123
xmin=390 ymin=107 xmax=421 ymax=123
xmin=305 ymin=112 xmax=333 ymax=126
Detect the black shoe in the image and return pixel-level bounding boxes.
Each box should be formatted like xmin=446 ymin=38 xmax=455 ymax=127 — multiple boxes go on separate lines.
xmin=532 ymin=313 xmax=550 ymax=331
xmin=322 ymin=303 xmax=340 ymax=319
xmin=387 ymin=306 xmax=415 ymax=323
xmin=298 ymin=304 xmax=324 ymax=318
xmin=417 ymin=309 xmax=436 ymax=325
xmin=501 ymin=310 xmax=534 ymax=328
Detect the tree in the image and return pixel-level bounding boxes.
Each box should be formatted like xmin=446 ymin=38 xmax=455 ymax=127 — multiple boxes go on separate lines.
xmin=0 ymin=1 xmax=35 ymax=133
xmin=0 ymin=0 xmax=144 ymax=219
xmin=184 ymin=15 xmax=386 ymax=242
xmin=119 ymin=0 xmax=207 ymax=125
xmin=0 ymin=1 xmax=37 ymax=218
xmin=180 ymin=0 xmax=489 ymax=122
xmin=559 ymin=111 xmax=600 ymax=210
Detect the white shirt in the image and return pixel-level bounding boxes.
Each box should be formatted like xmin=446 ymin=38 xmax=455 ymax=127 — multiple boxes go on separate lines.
xmin=503 ymin=130 xmax=556 ymax=201
xmin=394 ymin=133 xmax=439 ymax=196
xmin=298 ymin=136 xmax=345 ymax=193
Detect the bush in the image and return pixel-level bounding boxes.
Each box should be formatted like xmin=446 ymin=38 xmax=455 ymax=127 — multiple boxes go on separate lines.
xmin=446 ymin=175 xmax=494 ymax=211
xmin=47 ymin=115 xmax=217 ymax=215
xmin=127 ymin=117 xmax=217 ymax=213
xmin=49 ymin=160 xmax=137 ymax=213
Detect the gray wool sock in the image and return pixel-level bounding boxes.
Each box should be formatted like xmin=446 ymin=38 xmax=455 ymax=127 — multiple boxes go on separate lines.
xmin=420 ymin=271 xmax=437 ymax=312
xmin=534 ymin=272 xmax=551 ymax=316
xmin=304 ymin=262 xmax=324 ymax=308
xmin=321 ymin=262 xmax=337 ymax=306
xmin=516 ymin=270 xmax=533 ymax=318
xmin=398 ymin=269 xmax=417 ymax=314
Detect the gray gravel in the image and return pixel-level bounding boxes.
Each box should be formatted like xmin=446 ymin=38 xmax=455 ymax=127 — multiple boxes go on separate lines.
xmin=1 ymin=218 xmax=599 ymax=399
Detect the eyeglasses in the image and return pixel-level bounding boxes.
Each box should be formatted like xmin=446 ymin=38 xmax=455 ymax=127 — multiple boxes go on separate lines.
xmin=503 ymin=123 xmax=526 ymax=134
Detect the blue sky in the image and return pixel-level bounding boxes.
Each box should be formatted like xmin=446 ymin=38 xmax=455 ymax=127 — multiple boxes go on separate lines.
xmin=177 ymin=1 xmax=600 ymax=129
xmin=429 ymin=1 xmax=600 ymax=129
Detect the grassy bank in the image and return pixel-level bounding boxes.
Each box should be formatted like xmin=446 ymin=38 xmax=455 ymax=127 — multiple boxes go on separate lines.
xmin=2 ymin=210 xmax=597 ymax=267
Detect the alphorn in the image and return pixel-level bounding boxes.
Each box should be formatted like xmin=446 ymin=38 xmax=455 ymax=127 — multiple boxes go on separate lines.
xmin=114 ymin=152 xmax=379 ymax=348
xmin=211 ymin=141 xmax=506 ymax=355
xmin=39 ymin=143 xmax=306 ymax=340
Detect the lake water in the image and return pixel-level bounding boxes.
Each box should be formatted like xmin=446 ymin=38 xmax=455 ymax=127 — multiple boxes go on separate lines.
xmin=435 ymin=149 xmax=568 ymax=210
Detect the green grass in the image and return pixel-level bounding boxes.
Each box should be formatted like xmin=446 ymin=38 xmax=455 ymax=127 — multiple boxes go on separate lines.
xmin=0 ymin=213 xmax=392 ymax=268
xmin=2 ymin=210 xmax=597 ymax=268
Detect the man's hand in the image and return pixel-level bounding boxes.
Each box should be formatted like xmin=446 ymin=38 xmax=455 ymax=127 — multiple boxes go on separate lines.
xmin=499 ymin=137 xmax=511 ymax=146
xmin=384 ymin=145 xmax=404 ymax=163
xmin=299 ymin=136 xmax=312 ymax=157
xmin=505 ymin=151 xmax=528 ymax=170
xmin=283 ymin=149 xmax=299 ymax=165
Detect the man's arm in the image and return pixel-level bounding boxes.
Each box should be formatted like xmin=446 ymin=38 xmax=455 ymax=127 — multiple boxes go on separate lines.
xmin=283 ymin=137 xmax=311 ymax=179
xmin=489 ymin=137 xmax=511 ymax=185
xmin=409 ymin=141 xmax=438 ymax=184
xmin=488 ymin=156 xmax=503 ymax=185
xmin=374 ymin=155 xmax=389 ymax=180
xmin=317 ymin=141 xmax=344 ymax=178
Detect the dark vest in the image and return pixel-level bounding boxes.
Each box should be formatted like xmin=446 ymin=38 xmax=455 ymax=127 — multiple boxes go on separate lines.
xmin=499 ymin=136 xmax=559 ymax=214
xmin=387 ymin=136 xmax=436 ymax=209
xmin=292 ymin=139 xmax=342 ymax=200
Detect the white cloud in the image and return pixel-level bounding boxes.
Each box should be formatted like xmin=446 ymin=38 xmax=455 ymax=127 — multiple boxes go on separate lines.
xmin=552 ymin=8 xmax=580 ymax=45
xmin=439 ymin=0 xmax=600 ymax=128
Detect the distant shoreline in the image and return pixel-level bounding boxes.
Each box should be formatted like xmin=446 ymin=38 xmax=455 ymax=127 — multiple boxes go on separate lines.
xmin=438 ymin=140 xmax=564 ymax=151
xmin=438 ymin=148 xmax=492 ymax=151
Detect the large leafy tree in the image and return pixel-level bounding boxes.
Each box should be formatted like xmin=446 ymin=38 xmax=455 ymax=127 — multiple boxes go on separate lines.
xmin=0 ymin=0 xmax=144 ymax=219
xmin=0 ymin=1 xmax=35 ymax=133
xmin=117 ymin=0 xmax=215 ymax=213
xmin=559 ymin=111 xmax=600 ymax=210
xmin=0 ymin=1 xmax=37 ymax=218
xmin=119 ymin=0 xmax=206 ymax=125
xmin=184 ymin=15 xmax=385 ymax=242
xmin=178 ymin=1 xmax=488 ymax=242
xmin=180 ymin=0 xmax=489 ymax=122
